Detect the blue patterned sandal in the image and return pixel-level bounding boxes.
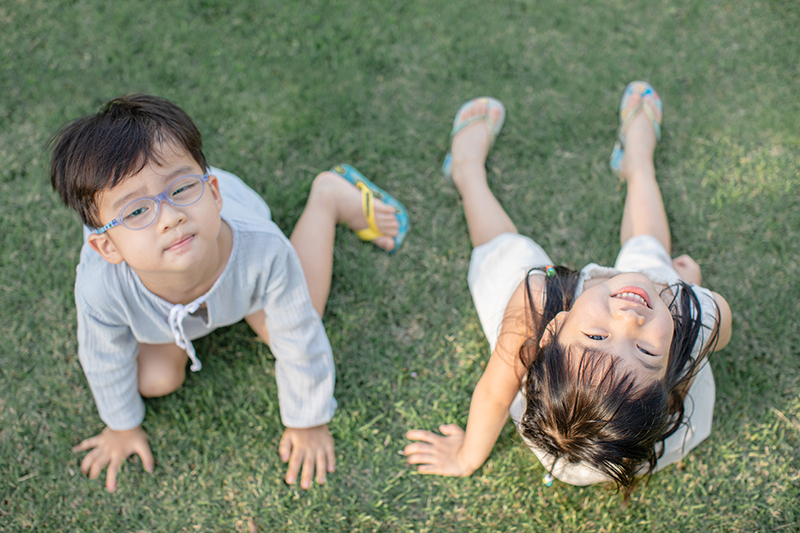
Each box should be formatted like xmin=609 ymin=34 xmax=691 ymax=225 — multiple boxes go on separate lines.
xmin=442 ymin=97 xmax=506 ymax=179
xmin=610 ymin=81 xmax=663 ymax=176
xmin=329 ymin=164 xmax=410 ymax=254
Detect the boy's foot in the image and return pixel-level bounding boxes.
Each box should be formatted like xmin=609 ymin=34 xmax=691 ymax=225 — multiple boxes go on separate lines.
xmin=448 ymin=98 xmax=505 ymax=189
xmin=610 ymin=82 xmax=663 ymax=180
xmin=312 ymin=171 xmax=401 ymax=252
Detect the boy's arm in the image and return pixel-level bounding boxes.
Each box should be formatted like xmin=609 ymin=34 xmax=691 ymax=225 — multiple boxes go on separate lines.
xmin=260 ymin=239 xmax=336 ymax=488
xmin=404 ymin=280 xmax=530 ymax=476
xmin=74 ymin=299 xmax=154 ymax=491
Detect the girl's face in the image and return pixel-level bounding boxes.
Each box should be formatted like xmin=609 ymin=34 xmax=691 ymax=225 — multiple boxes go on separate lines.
xmin=555 ymin=272 xmax=673 ymax=383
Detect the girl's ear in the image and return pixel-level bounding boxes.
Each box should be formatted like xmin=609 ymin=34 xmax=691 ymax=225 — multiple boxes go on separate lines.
xmin=87 ymin=233 xmax=125 ymax=264
xmin=540 ymin=311 xmax=568 ymax=348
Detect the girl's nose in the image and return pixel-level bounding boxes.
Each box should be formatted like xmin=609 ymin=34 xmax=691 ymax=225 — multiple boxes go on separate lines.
xmin=614 ymin=307 xmax=646 ymax=327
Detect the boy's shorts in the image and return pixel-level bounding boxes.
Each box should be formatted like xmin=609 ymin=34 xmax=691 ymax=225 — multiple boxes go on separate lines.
xmin=467 ymin=232 xmax=716 ymax=484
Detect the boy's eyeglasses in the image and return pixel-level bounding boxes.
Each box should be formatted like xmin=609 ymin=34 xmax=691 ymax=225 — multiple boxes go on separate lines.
xmin=93 ymin=174 xmax=210 ymax=234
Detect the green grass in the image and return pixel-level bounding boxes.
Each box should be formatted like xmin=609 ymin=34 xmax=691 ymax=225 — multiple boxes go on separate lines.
xmin=2 ymin=0 xmax=799 ymax=531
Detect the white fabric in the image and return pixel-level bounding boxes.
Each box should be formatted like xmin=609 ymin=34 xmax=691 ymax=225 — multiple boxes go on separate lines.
xmin=468 ymin=232 xmax=717 ymax=485
xmin=75 ymin=168 xmax=336 ymax=431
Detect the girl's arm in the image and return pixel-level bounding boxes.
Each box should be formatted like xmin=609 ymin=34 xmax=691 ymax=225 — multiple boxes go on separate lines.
xmin=711 ymin=291 xmax=732 ymax=351
xmin=403 ymin=279 xmax=534 ymax=476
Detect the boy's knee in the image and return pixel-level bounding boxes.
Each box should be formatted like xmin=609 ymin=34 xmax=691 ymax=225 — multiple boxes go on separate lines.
xmin=137 ymin=343 xmax=188 ymax=397
xmin=139 ymin=366 xmax=185 ymax=397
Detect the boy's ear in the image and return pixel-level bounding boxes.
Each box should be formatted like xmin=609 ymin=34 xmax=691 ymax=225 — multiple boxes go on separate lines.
xmin=206 ymin=174 xmax=223 ymax=211
xmin=539 ymin=311 xmax=568 ymax=348
xmin=87 ymin=233 xmax=125 ymax=264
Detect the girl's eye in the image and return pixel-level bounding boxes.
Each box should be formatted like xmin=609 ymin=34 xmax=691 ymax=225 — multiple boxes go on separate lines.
xmin=638 ymin=346 xmax=656 ymax=356
xmin=586 ymin=334 xmax=606 ymax=341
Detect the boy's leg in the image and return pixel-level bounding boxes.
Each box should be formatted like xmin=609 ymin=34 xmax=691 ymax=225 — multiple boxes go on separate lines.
xmin=449 ymin=100 xmax=518 ymax=248
xmin=245 ymin=171 xmax=401 ymax=344
xmin=137 ymin=342 xmax=188 ymax=397
xmin=618 ymin=92 xmax=671 ymax=254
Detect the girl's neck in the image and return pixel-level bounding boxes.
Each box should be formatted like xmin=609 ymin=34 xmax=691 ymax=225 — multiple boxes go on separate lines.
xmin=136 ymin=220 xmax=234 ymax=305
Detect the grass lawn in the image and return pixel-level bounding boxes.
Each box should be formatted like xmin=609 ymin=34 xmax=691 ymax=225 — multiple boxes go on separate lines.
xmin=1 ymin=0 xmax=798 ymax=531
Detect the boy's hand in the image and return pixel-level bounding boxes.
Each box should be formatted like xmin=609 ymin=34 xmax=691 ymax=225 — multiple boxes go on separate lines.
xmin=279 ymin=424 xmax=335 ymax=489
xmin=672 ymin=254 xmax=702 ymax=285
xmin=72 ymin=425 xmax=154 ymax=493
xmin=403 ymin=424 xmax=475 ymax=477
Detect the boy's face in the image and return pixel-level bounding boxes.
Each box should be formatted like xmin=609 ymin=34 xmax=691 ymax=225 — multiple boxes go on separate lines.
xmin=86 ymin=143 xmax=223 ymax=277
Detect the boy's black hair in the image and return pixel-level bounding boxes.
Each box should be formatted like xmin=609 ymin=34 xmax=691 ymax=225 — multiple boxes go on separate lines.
xmin=518 ymin=265 xmax=718 ymax=491
xmin=49 ymin=94 xmax=208 ymax=228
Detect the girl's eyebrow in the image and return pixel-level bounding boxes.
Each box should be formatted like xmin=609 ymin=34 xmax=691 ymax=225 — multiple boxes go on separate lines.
xmin=636 ymin=356 xmax=662 ymax=372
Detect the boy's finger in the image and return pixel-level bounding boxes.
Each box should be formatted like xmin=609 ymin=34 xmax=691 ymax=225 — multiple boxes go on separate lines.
xmin=278 ymin=432 xmax=292 ymax=463
xmin=73 ymin=436 xmax=99 ymax=453
xmin=88 ymin=453 xmax=108 ymax=480
xmin=326 ymin=446 xmax=335 ymax=473
xmin=80 ymin=448 xmax=101 ymax=474
xmin=315 ymin=451 xmax=327 ymax=485
xmin=300 ymin=455 xmax=315 ymax=489
xmin=285 ymin=449 xmax=303 ymax=485
xmin=106 ymin=458 xmax=123 ymax=493
xmin=135 ymin=443 xmax=155 ymax=473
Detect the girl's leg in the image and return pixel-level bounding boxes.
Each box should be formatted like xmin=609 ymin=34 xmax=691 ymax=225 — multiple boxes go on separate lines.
xmin=618 ymin=93 xmax=671 ymax=254
xmin=245 ymin=172 xmax=401 ymax=343
xmin=450 ymin=100 xmax=518 ymax=248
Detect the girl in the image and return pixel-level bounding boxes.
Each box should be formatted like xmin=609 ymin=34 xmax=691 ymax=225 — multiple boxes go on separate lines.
xmin=404 ymin=83 xmax=732 ymax=491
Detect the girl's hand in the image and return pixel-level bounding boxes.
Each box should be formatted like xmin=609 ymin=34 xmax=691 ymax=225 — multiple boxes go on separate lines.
xmin=672 ymin=254 xmax=702 ymax=285
xmin=72 ymin=425 xmax=154 ymax=493
xmin=403 ymin=424 xmax=475 ymax=477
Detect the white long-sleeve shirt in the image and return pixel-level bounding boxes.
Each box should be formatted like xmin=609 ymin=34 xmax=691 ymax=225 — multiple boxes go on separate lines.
xmin=75 ymin=168 xmax=336 ymax=431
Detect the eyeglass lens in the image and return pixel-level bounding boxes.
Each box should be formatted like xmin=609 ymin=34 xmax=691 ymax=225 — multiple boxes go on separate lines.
xmin=121 ymin=175 xmax=205 ymax=230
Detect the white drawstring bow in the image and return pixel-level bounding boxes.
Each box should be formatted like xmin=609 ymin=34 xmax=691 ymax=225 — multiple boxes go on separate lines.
xmin=168 ymin=295 xmax=208 ymax=372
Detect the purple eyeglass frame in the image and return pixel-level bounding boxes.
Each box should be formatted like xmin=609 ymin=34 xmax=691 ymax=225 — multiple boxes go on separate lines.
xmin=92 ymin=174 xmax=210 ymax=234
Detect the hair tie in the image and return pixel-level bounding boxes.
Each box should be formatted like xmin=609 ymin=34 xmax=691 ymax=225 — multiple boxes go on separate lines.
xmin=543 ymin=460 xmax=556 ymax=487
xmin=545 ymin=265 xmax=556 ymax=278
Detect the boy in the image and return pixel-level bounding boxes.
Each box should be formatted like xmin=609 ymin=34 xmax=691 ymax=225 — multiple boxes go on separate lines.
xmin=49 ymin=94 xmax=409 ymax=492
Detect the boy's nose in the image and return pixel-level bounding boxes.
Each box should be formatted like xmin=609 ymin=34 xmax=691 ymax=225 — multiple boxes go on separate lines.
xmin=157 ymin=200 xmax=186 ymax=230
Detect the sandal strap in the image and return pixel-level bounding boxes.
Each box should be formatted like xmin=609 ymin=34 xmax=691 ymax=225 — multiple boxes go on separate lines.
xmin=354 ymin=181 xmax=383 ymax=241
xmin=618 ymin=101 xmax=662 ymax=147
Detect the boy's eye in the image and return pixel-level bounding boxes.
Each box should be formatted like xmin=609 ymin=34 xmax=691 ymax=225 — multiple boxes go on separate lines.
xmin=125 ymin=206 xmax=149 ymax=220
xmin=171 ymin=182 xmax=198 ymax=197
xmin=586 ymin=334 xmax=606 ymax=341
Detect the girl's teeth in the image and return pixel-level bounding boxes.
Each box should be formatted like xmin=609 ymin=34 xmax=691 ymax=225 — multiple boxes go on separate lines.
xmin=616 ymin=292 xmax=649 ymax=307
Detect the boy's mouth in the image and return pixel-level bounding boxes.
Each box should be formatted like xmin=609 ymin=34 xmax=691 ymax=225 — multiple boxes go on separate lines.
xmin=611 ymin=286 xmax=652 ymax=309
xmin=166 ymin=234 xmax=194 ymax=252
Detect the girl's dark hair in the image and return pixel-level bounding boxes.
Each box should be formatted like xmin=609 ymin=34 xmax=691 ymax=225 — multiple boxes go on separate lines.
xmin=49 ymin=94 xmax=208 ymax=228
xmin=518 ymin=265 xmax=718 ymax=490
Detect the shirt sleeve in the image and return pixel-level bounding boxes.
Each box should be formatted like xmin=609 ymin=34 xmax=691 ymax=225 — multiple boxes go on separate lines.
xmin=76 ymin=294 xmax=145 ymax=431
xmin=261 ymin=241 xmax=336 ymax=428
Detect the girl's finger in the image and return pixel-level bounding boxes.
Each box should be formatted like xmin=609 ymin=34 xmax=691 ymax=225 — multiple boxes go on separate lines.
xmin=439 ymin=424 xmax=463 ymax=436
xmin=402 ymin=442 xmax=433 ymax=456
xmin=405 ymin=453 xmax=437 ymax=465
xmin=405 ymin=430 xmax=440 ymax=443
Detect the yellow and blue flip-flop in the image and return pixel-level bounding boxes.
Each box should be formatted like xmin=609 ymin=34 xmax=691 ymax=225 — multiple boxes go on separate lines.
xmin=442 ymin=97 xmax=506 ymax=179
xmin=329 ymin=164 xmax=410 ymax=254
xmin=610 ymin=81 xmax=663 ymax=175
